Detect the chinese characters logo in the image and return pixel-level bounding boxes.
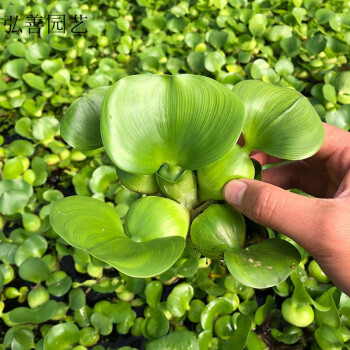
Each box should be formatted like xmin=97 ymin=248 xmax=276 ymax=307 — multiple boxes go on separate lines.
xmin=4 ymin=14 xmax=88 ymax=34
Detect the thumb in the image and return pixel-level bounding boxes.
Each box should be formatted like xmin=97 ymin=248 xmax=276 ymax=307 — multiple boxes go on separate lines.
xmin=223 ymin=179 xmax=331 ymax=252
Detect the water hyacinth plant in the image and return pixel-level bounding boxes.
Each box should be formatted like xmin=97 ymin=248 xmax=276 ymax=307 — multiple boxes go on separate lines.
xmin=50 ymin=74 xmax=324 ymax=288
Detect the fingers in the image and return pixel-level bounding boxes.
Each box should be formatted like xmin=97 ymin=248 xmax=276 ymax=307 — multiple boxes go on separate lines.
xmin=250 ymin=151 xmax=283 ymax=166
xmin=261 ymin=161 xmax=337 ymax=198
xmin=334 ymin=171 xmax=350 ymax=198
xmin=306 ymin=123 xmax=350 ymax=173
xmin=223 ymin=179 xmax=334 ymax=254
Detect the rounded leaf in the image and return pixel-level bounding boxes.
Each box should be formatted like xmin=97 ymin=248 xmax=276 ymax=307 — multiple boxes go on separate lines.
xmin=61 ymin=86 xmax=110 ymax=150
xmin=0 ymin=180 xmax=33 ymax=216
xmin=18 ymin=257 xmax=51 ymax=283
xmin=50 ymin=196 xmax=190 ymax=277
xmin=148 ymin=331 xmax=199 ymax=350
xmin=233 ymin=80 xmax=324 ymax=159
xmin=190 ymin=204 xmax=245 ymax=260
xmin=101 ymin=74 xmax=245 ymax=174
xmin=43 ymin=323 xmax=80 ymax=350
xmin=325 ymin=105 xmax=350 ymax=131
xmin=201 ymin=297 xmax=235 ymax=331
xmin=9 ymin=300 xmax=57 ymax=324
xmin=5 ymin=59 xmax=28 ymax=79
xmin=281 ymin=298 xmax=314 ymax=327
xmin=225 ymin=238 xmax=301 ymax=288
xmin=116 ymin=167 xmax=159 ymax=195
xmin=167 ymin=283 xmax=194 ymax=318
xmin=198 ymin=145 xmax=255 ymax=201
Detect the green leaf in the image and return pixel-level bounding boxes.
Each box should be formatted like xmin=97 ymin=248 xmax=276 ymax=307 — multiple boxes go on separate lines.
xmin=32 ymin=157 xmax=49 ymax=186
xmin=327 ymin=36 xmax=348 ymax=54
xmin=275 ymin=58 xmax=294 ymax=76
xmin=222 ymin=314 xmax=252 ymax=350
xmin=190 ymin=204 xmax=246 ymax=260
xmin=167 ymin=283 xmax=194 ymax=318
xmin=233 ymin=80 xmax=325 ymax=160
xmin=25 ymin=42 xmax=51 ymax=65
xmin=5 ymin=59 xmax=28 ymax=79
xmin=315 ymin=288 xmax=341 ymax=328
xmin=201 ymin=297 xmax=235 ymax=331
xmin=225 ymin=239 xmax=301 ymax=288
xmin=255 ymin=295 xmax=275 ymax=327
xmin=8 ymin=42 xmax=26 ymax=57
xmin=18 ymin=257 xmax=51 ymax=283
xmin=167 ymin=17 xmax=188 ymax=32
xmin=46 ymin=271 xmax=72 ymax=297
xmin=0 ymin=271 xmax=3 ymax=294
xmin=8 ymin=140 xmax=34 ymax=157
xmin=335 ymin=71 xmax=350 ymax=94
xmin=49 ymin=36 xmax=74 ymax=51
xmin=15 ymin=117 xmax=32 ymax=139
xmin=3 ymin=326 xmax=34 ymax=349
xmin=248 ymin=14 xmax=267 ymax=37
xmin=280 ymin=36 xmax=301 ymax=57
xmin=0 ymin=243 xmax=18 ymax=265
xmin=116 ymin=167 xmax=159 ymax=195
xmin=53 ymin=69 xmax=70 ymax=85
xmin=101 ymin=74 xmax=244 ymax=174
xmin=266 ymin=25 xmax=292 ymax=42
xmin=325 ymin=105 xmax=350 ymax=131
xmin=50 ymin=196 xmax=189 ymax=277
xmin=304 ymin=34 xmax=327 ymax=55
xmin=187 ymin=51 xmax=205 ymax=73
xmin=32 ymin=117 xmax=59 ymax=141
xmin=198 ymin=145 xmax=254 ymax=201
xmin=0 ymin=180 xmax=33 ymax=216
xmin=145 ymin=281 xmax=163 ymax=308
xmin=69 ymin=288 xmax=86 ymax=310
xmin=61 ymin=86 xmax=110 ymax=150
xmin=142 ymin=308 xmax=169 ymax=340
xmin=271 ymin=326 xmax=302 ymax=345
xmin=204 ymin=52 xmax=225 ymax=72
xmin=41 ymin=58 xmax=64 ymax=76
xmin=89 ymin=166 xmax=117 ymax=194
xmin=213 ymin=0 xmax=228 ymax=9
xmin=315 ymin=8 xmax=335 ymax=24
xmin=14 ymin=235 xmax=48 ymax=266
xmin=23 ymin=73 xmax=46 ymax=91
xmin=208 ymin=31 xmax=228 ymax=49
xmin=292 ymin=7 xmax=306 ymax=24
xmin=94 ymin=300 xmax=131 ymax=324
xmin=148 ymin=331 xmax=199 ymax=350
xmin=290 ymin=269 xmax=330 ymax=311
xmin=9 ymin=300 xmax=57 ymax=324
xmin=142 ymin=16 xmax=166 ymax=31
xmin=315 ymin=325 xmax=344 ymax=350
xmin=322 ymin=84 xmax=337 ymax=103
xmin=185 ymin=33 xmax=204 ymax=49
xmin=2 ymin=157 xmax=24 ymax=180
xmin=43 ymin=323 xmax=80 ymax=350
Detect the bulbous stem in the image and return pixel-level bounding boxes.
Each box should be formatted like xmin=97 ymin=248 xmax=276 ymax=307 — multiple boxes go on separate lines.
xmin=190 ymin=200 xmax=218 ymax=222
xmin=158 ymin=164 xmax=185 ymax=182
xmin=156 ymin=167 xmax=200 ymax=210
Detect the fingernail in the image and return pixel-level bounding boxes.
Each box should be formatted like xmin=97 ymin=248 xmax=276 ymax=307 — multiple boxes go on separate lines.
xmin=224 ymin=180 xmax=247 ymax=207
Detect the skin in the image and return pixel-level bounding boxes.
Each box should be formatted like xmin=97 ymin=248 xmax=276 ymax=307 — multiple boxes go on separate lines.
xmin=224 ymin=123 xmax=350 ymax=296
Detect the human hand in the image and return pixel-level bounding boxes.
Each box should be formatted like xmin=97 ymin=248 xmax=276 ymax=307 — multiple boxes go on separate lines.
xmin=224 ymin=123 xmax=350 ymax=295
